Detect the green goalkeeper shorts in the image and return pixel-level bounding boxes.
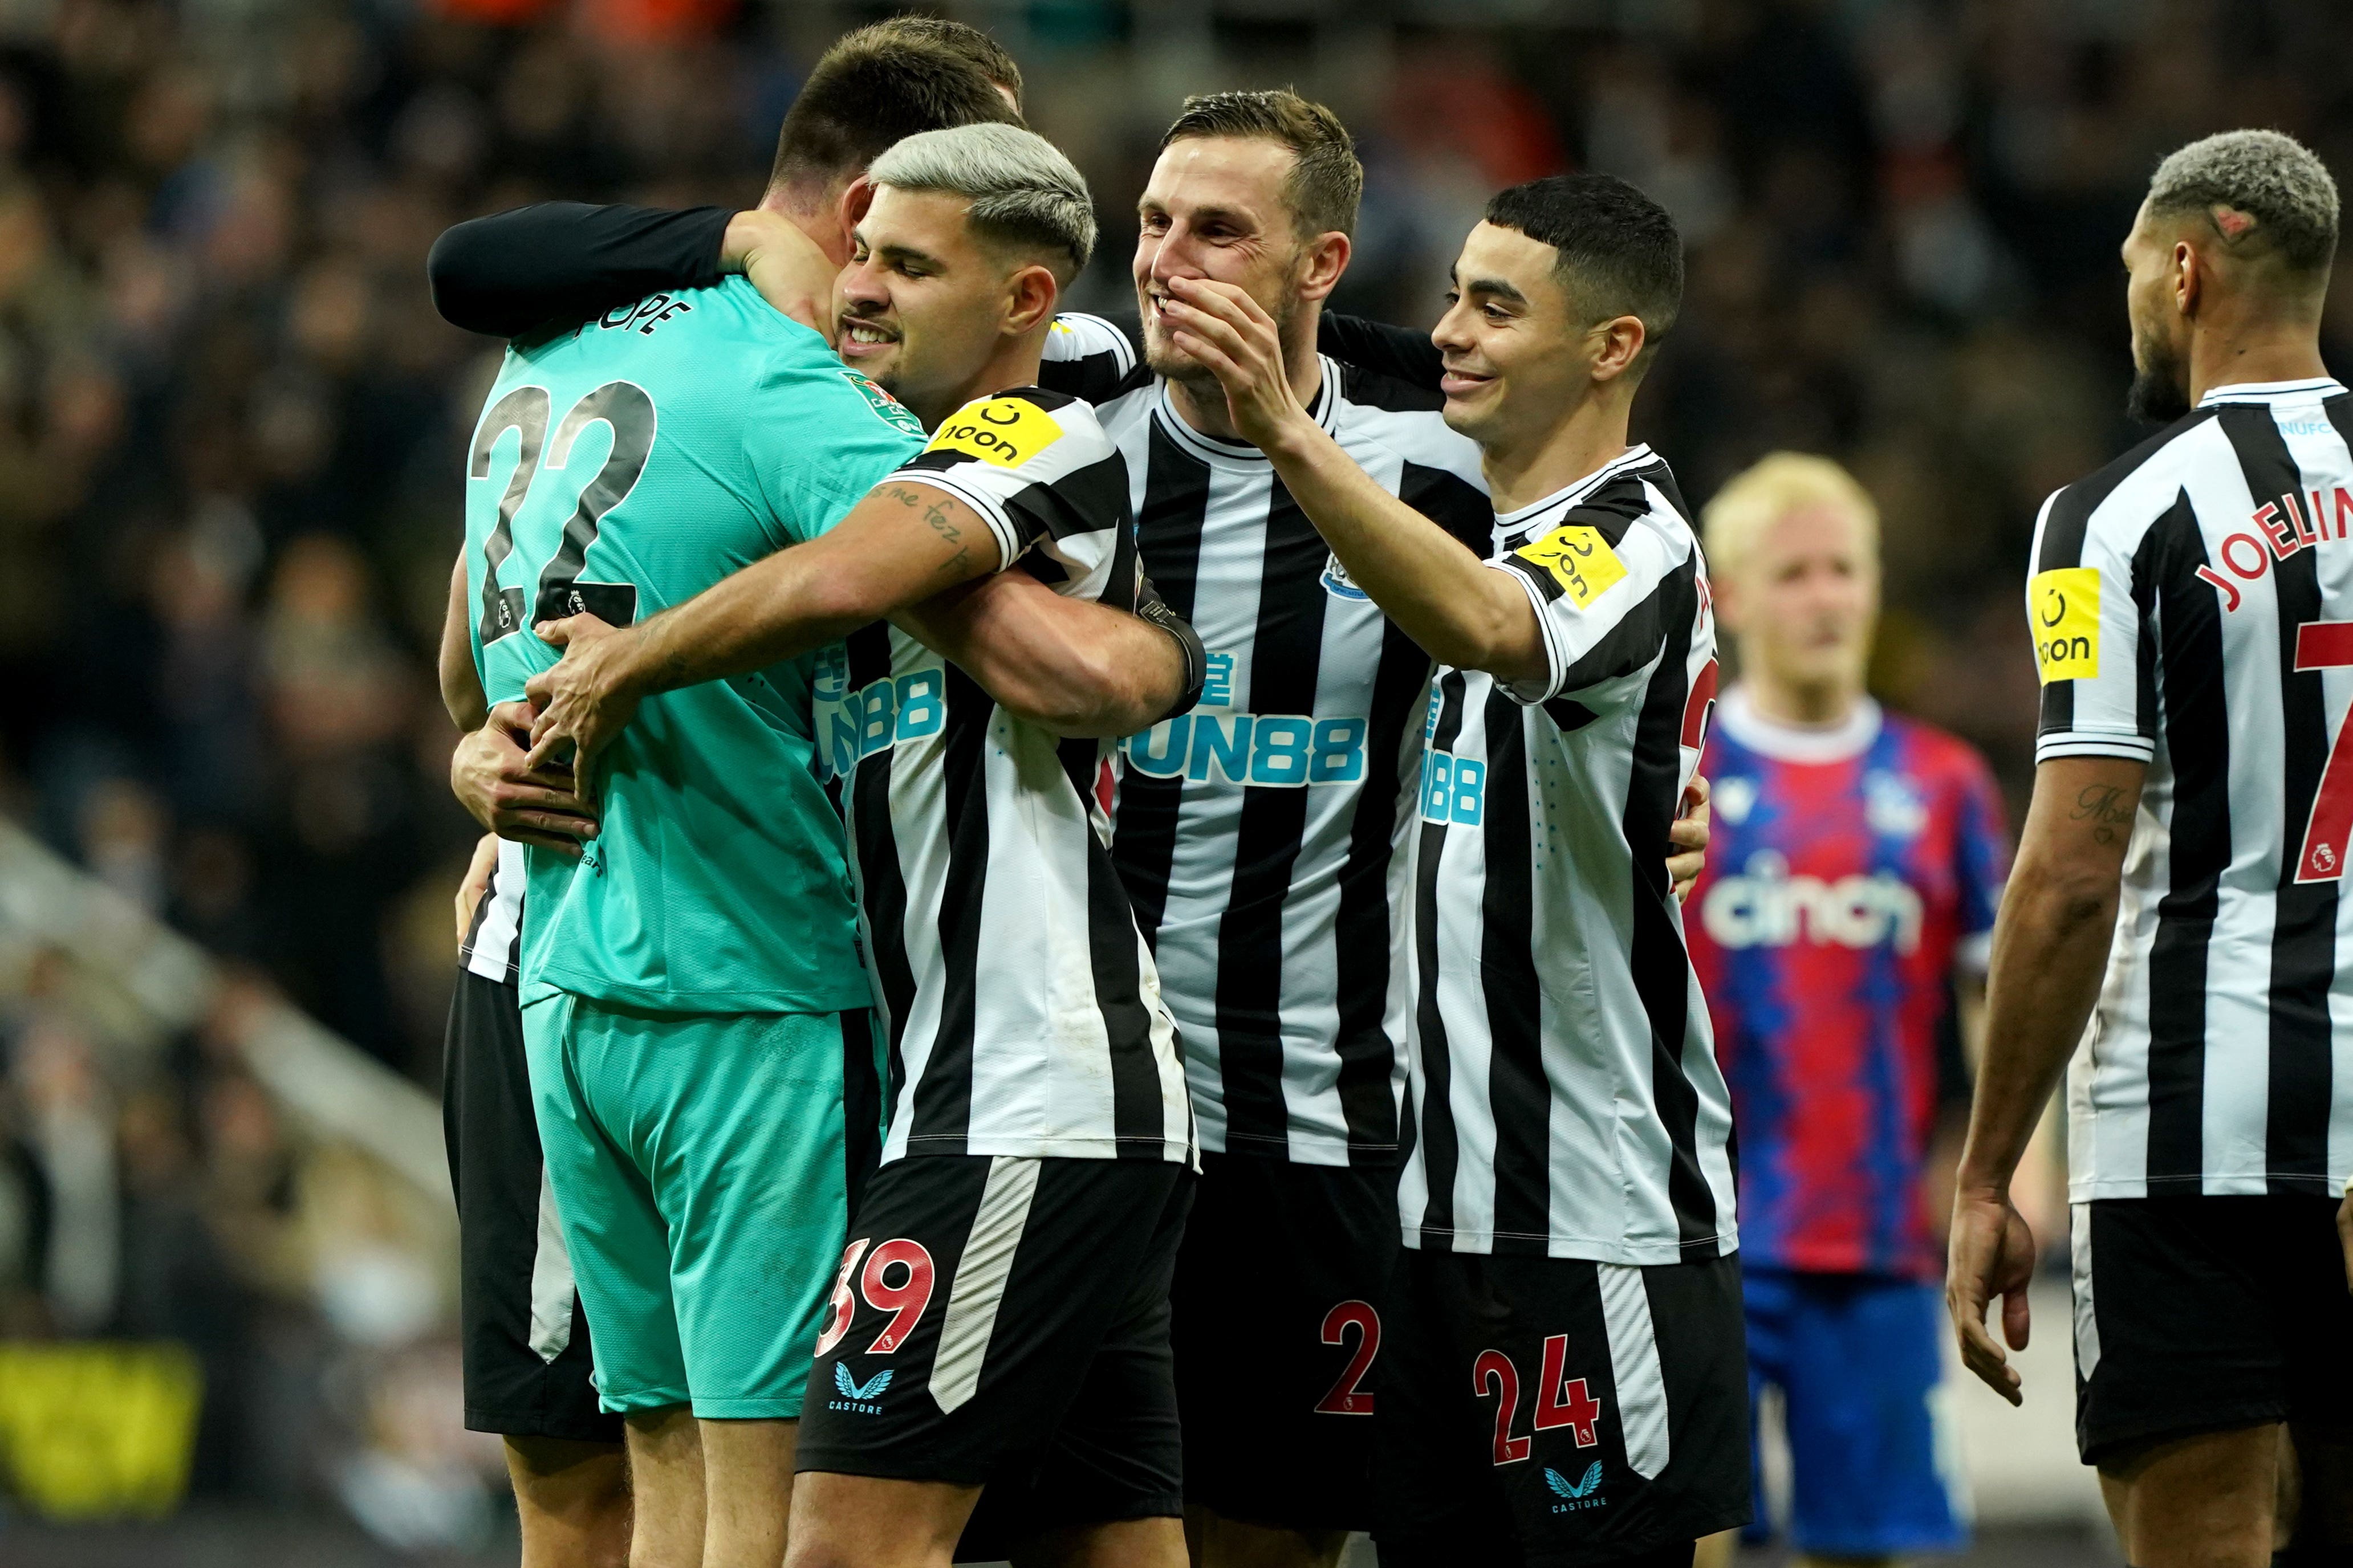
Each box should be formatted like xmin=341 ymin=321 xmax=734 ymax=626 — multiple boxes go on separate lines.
xmin=522 ymin=991 xmax=883 ymax=1419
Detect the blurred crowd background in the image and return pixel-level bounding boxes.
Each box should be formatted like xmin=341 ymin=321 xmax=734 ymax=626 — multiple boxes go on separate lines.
xmin=0 ymin=0 xmax=2350 ymax=1547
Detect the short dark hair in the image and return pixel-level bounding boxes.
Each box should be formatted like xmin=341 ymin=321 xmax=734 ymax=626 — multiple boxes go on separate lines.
xmin=2148 ymin=129 xmax=2339 ymax=278
xmin=859 ymin=15 xmax=1025 ymax=113
xmin=1159 ymin=89 xmax=1362 ymax=241
xmin=1484 ymin=174 xmax=1683 ymax=364
xmin=767 ymin=25 xmax=1025 ymax=202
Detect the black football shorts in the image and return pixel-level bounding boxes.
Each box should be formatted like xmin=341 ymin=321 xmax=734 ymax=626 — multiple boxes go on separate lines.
xmin=795 ymin=1152 xmax=1193 ymax=1559
xmin=2071 ymin=1195 xmax=2353 ymax=1467
xmin=1375 ymin=1246 xmax=1750 ymax=1567
xmin=442 ymin=968 xmax=619 ymax=1444
xmin=1169 ymin=1150 xmax=1401 ymax=1532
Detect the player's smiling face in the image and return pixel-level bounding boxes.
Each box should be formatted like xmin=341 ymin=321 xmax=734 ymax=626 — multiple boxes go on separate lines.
xmin=1431 ymin=221 xmax=1606 ymax=451
xmin=838 ymin=185 xmax=1023 ymax=427
xmin=1135 ymin=136 xmax=1311 ymax=386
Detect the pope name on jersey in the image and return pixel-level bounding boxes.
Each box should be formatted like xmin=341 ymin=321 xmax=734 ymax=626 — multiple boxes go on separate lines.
xmin=814 ymin=386 xmax=1194 ymax=1167
xmin=1401 ymin=444 xmax=1736 ymax=1264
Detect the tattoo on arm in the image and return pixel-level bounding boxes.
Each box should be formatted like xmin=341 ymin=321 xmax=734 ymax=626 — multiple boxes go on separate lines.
xmin=2070 ymin=784 xmax=2135 ymax=845
xmin=882 ymin=483 xmax=970 ymax=577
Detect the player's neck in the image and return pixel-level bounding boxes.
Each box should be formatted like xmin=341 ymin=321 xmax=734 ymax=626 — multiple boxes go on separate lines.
xmin=1480 ymin=393 xmax=1634 ymax=515
xmin=758 ymin=184 xmax=856 ymax=267
xmin=1742 ymin=671 xmax=1864 ymax=729
xmin=908 ymin=336 xmax=1049 ymax=431
xmin=2188 ymin=321 xmax=2329 ymax=406
xmin=1168 ymin=329 xmax=1323 ymax=445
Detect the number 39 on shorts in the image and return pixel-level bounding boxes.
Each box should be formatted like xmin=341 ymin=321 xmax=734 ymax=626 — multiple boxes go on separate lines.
xmin=814 ymin=1236 xmax=937 ymax=1358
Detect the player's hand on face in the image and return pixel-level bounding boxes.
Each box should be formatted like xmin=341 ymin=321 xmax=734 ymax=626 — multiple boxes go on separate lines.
xmin=1946 ymin=1187 xmax=2037 ymax=1406
xmin=725 ymin=209 xmax=840 ymax=347
xmin=1667 ymin=775 xmax=1712 ymax=904
xmin=1161 ymin=276 xmax=1306 ymax=450
xmin=450 ymin=699 xmax=599 ymax=854
xmin=524 ymin=613 xmax=640 ymax=789
xmin=454 ymin=832 xmax=501 ymax=945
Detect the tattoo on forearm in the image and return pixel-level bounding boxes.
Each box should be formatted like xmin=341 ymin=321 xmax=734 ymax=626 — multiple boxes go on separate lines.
xmin=2071 ymin=784 xmax=2134 ymax=845
xmin=882 ymin=484 xmax=970 ymax=575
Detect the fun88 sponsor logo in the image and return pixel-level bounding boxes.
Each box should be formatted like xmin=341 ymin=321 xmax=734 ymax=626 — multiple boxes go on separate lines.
xmin=1124 ymin=713 xmax=1367 ymax=787
xmin=818 ymin=667 xmax=946 ymax=780
xmin=1419 ymin=750 xmax=1485 ymax=825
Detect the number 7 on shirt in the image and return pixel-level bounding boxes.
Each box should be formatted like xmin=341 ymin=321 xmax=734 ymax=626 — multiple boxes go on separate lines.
xmin=2295 ymin=620 xmax=2353 ymax=882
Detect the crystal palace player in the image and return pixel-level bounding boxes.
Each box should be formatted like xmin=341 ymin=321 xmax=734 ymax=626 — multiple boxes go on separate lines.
xmin=1949 ymin=130 xmax=2353 ymax=1567
xmin=1684 ymin=455 xmax=2006 ymax=1568
xmin=1172 ymin=173 xmax=1746 ymax=1566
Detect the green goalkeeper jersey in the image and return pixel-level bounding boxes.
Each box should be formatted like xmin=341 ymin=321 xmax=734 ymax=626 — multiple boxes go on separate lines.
xmin=463 ymin=277 xmax=924 ymax=1014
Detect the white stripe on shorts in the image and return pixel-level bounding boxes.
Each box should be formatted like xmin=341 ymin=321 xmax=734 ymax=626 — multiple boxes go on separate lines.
xmin=2070 ymin=1202 xmax=2100 ymax=1379
xmin=930 ymin=1156 xmax=1041 ymax=1413
xmin=1598 ymin=1262 xmax=1671 ymax=1480
xmin=527 ymin=1166 xmax=578 ymax=1363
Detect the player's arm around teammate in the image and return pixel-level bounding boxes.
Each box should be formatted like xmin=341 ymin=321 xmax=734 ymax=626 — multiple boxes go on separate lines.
xmin=523 ymin=154 xmax=1202 ymax=783
xmin=1153 ymin=246 xmax=1619 ymax=683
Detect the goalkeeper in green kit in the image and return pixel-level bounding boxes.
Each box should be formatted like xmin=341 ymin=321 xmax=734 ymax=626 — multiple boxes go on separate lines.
xmin=448 ymin=33 xmax=1188 ymax=1568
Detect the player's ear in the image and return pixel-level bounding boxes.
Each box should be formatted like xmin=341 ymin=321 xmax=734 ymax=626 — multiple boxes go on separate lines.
xmin=1295 ymin=230 xmax=1351 ymax=304
xmin=2174 ymin=238 xmax=2203 ymax=318
xmin=1588 ymin=315 xmax=1647 ymax=384
xmin=837 ymin=177 xmax=877 ymax=247
xmin=1004 ymin=263 xmax=1058 ymax=336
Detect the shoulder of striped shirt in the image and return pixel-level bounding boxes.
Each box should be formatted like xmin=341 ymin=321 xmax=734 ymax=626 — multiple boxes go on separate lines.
xmin=2043 ymin=406 xmax=2226 ymax=535
xmin=1044 ymin=311 xmax=1137 ymax=369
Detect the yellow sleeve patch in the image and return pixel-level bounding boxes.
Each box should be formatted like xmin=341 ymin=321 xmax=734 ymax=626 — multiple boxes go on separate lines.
xmin=925 ymin=396 xmax=1064 ymax=470
xmin=2031 ymin=567 xmax=2101 ymax=683
xmin=1514 ymin=524 xmax=1628 ymax=609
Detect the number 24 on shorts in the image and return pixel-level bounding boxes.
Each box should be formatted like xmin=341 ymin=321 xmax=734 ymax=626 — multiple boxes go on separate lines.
xmin=815 ymin=1237 xmax=937 ymax=1358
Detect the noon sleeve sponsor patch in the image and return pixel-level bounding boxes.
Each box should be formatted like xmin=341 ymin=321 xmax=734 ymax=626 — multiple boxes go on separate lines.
xmin=2031 ymin=567 xmax=2100 ymax=683
xmin=926 ymin=396 xmax=1064 ymax=470
xmin=1513 ymin=523 xmax=1628 ymax=609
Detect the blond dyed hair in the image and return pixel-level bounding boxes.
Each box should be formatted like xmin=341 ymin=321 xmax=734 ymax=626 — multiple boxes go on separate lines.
xmin=1701 ymin=453 xmax=1879 ymax=583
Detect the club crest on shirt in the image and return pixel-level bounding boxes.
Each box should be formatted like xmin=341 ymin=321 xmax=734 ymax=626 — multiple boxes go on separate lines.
xmin=1713 ymin=775 xmax=1756 ymax=825
xmin=1864 ymin=772 xmax=1928 ymax=839
xmin=1320 ymin=551 xmax=1369 ymax=601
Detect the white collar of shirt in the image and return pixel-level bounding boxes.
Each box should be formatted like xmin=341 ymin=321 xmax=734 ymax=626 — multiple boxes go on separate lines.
xmin=1716 ymin=684 xmax=1882 ymax=764
xmin=2197 ymin=377 xmax=2348 ymax=406
xmin=1154 ymin=355 xmax=1342 ymax=464
xmin=1489 ymin=444 xmax=1659 ymax=551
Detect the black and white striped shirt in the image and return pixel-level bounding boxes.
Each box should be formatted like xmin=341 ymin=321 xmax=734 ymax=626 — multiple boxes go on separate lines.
xmin=1399 ymin=446 xmax=1738 ymax=1265
xmin=2031 ymin=376 xmax=2353 ymax=1202
xmin=816 ymin=386 xmax=1194 ymax=1167
xmin=1045 ymin=316 xmax=1493 ymax=1167
xmin=461 ymin=839 xmax=526 ymax=987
